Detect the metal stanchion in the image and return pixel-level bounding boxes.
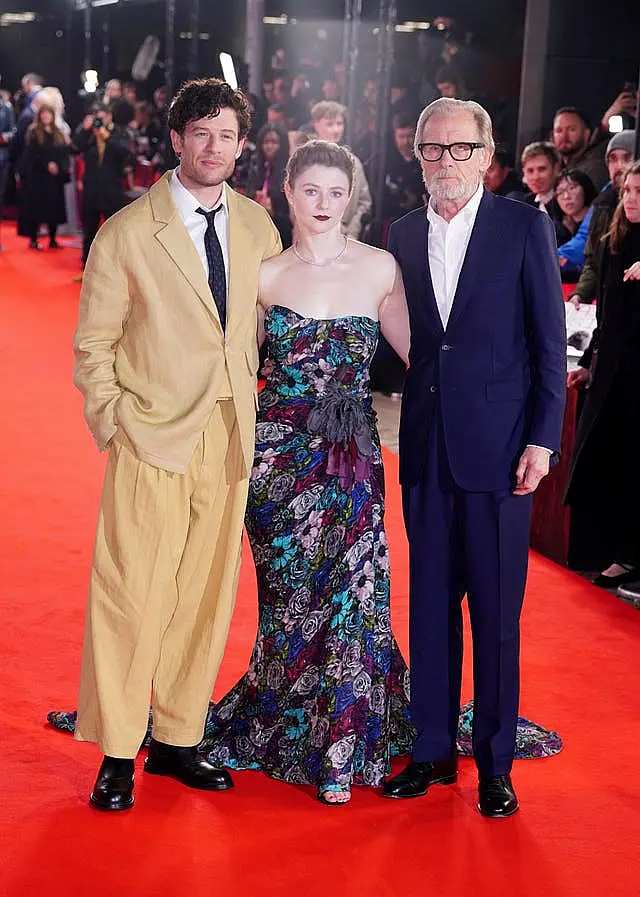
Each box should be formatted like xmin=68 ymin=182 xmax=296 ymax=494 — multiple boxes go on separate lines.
xmin=165 ymin=0 xmax=176 ymax=99
xmin=634 ymin=62 xmax=640 ymax=160
xmin=188 ymin=0 xmax=200 ymax=79
xmin=371 ymin=0 xmax=397 ymax=244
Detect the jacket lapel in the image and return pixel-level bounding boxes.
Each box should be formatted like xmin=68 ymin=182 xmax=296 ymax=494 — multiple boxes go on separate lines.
xmin=225 ymin=186 xmax=254 ymax=339
xmin=149 ymin=171 xmax=224 ymax=335
xmin=445 ymin=189 xmax=500 ymax=332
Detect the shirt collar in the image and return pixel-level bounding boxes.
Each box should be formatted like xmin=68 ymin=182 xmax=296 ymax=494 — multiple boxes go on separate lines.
xmin=426 ymin=182 xmax=484 ymax=228
xmin=534 ymin=188 xmax=555 ymax=205
xmin=170 ymin=168 xmax=229 ymax=218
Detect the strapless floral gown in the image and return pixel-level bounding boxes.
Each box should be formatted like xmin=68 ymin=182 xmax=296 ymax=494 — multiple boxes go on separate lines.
xmin=201 ymin=305 xmax=414 ymax=795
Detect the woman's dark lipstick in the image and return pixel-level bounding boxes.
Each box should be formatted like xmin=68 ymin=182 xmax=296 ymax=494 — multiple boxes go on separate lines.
xmin=314 ymin=215 xmax=330 ymax=221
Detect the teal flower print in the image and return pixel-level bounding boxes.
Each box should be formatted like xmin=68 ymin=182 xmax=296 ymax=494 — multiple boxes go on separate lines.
xmin=284 ymin=707 xmax=309 ymax=740
xmin=272 ymin=535 xmax=297 ymax=570
xmin=277 ymin=364 xmax=307 ymax=398
xmin=330 ymin=589 xmax=354 ymax=627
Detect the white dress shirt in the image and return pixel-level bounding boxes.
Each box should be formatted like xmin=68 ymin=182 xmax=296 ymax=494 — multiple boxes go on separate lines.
xmin=426 ymin=183 xmax=484 ymax=329
xmin=533 ymin=188 xmax=555 ymax=213
xmin=170 ymin=169 xmax=230 ymax=297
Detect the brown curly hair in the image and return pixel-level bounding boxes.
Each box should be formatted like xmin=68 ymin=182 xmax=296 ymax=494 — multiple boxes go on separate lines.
xmin=168 ymin=78 xmax=251 ymax=139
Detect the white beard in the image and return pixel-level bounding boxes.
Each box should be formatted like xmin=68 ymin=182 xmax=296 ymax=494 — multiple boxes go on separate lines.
xmin=425 ymin=172 xmax=478 ymax=202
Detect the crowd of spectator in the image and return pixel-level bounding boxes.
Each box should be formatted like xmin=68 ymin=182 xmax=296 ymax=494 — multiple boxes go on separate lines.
xmin=0 ymin=31 xmax=637 ymax=285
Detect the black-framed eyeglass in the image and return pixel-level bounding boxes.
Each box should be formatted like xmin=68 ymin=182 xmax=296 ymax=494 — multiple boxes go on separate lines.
xmin=417 ymin=142 xmax=485 ymax=162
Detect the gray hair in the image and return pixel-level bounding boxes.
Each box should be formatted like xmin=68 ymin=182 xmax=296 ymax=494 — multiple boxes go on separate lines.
xmin=413 ymin=97 xmax=495 ymax=158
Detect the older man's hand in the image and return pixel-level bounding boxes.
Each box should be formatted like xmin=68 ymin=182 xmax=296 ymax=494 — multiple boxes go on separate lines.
xmin=514 ymin=446 xmax=551 ymax=496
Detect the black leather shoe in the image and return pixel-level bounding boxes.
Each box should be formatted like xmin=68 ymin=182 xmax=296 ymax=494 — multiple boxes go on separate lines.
xmin=478 ymin=774 xmax=519 ymax=817
xmin=89 ymin=756 xmax=135 ymax=811
xmin=382 ymin=757 xmax=458 ymax=799
xmin=144 ymin=739 xmax=233 ymax=791
xmin=592 ymin=567 xmax=639 ymax=588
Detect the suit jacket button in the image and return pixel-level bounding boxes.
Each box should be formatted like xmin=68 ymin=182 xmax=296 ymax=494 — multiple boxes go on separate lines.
xmin=430 ymin=385 xmax=438 ymax=393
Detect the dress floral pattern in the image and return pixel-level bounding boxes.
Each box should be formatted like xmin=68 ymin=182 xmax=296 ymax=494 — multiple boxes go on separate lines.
xmin=201 ymin=305 xmax=414 ymax=793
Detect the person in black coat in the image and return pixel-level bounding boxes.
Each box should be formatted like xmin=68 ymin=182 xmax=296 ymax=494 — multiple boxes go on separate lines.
xmin=73 ymin=101 xmax=135 ymax=264
xmin=20 ymin=104 xmax=70 ymax=249
xmin=566 ymin=161 xmax=640 ymax=588
xmin=246 ymin=122 xmax=292 ymax=248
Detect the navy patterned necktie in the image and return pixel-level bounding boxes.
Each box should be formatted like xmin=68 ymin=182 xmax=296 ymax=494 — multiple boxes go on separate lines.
xmin=196 ymin=205 xmax=227 ymax=332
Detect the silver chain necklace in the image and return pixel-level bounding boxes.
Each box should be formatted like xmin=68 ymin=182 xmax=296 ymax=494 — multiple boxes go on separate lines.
xmin=292 ymin=236 xmax=348 ymax=267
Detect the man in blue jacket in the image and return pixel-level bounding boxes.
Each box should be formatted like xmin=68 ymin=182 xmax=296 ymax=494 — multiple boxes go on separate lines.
xmin=383 ymin=98 xmax=566 ymax=816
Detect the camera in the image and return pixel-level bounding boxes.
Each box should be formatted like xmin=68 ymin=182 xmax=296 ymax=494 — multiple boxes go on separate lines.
xmin=93 ymin=116 xmax=104 ymax=129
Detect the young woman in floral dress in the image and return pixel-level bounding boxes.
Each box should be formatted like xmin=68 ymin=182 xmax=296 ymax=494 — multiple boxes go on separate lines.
xmin=201 ymin=140 xmax=413 ymax=804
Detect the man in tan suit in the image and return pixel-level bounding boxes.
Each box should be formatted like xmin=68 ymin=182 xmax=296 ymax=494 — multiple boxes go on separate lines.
xmin=73 ymin=78 xmax=281 ymax=810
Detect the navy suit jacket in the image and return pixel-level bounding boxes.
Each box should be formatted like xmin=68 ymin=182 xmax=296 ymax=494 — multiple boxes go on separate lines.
xmin=388 ymin=189 xmax=567 ymax=491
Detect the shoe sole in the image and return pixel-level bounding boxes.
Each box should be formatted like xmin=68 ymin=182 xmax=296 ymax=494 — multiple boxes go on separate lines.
xmin=477 ymin=801 xmax=519 ymax=818
xmin=381 ymin=772 xmax=458 ymax=799
xmin=144 ymin=761 xmax=234 ymax=791
xmin=89 ymin=794 xmax=134 ymax=811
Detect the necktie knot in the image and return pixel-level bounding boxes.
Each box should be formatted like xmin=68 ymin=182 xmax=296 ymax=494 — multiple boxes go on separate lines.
xmin=196 ymin=205 xmax=222 ymax=225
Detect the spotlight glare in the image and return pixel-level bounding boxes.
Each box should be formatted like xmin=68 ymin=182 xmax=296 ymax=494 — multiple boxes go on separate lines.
xmin=219 ymin=52 xmax=238 ymax=90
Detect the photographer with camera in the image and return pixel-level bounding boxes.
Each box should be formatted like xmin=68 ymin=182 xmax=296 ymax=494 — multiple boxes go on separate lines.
xmin=73 ymin=100 xmax=135 ymax=266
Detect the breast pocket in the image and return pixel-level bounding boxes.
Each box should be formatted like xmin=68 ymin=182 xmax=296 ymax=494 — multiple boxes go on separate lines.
xmin=486 ymin=378 xmax=524 ymax=401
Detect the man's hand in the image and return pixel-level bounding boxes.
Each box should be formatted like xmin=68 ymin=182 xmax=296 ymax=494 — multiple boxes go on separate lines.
xmin=47 ymin=161 xmax=59 ymax=176
xmin=568 ymin=293 xmax=581 ymax=308
xmin=623 ymin=261 xmax=640 ymax=282
xmin=567 ymin=367 xmax=591 ymax=389
xmin=601 ymin=89 xmax=638 ymax=128
xmin=514 ymin=446 xmax=550 ymax=496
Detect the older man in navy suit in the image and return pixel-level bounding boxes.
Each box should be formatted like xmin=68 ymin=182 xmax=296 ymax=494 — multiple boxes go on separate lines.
xmin=383 ymin=98 xmax=566 ymax=816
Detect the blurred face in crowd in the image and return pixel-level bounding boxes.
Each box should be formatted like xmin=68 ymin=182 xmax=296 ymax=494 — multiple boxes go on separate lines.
xmin=418 ymin=111 xmax=490 ymax=203
xmin=123 ymin=84 xmax=137 ymax=104
xmin=552 ymin=112 xmax=589 ymax=156
xmin=436 ymin=80 xmax=458 ymax=99
xmin=522 ymin=153 xmax=558 ymax=196
xmin=105 ymin=80 xmax=122 ymax=101
xmin=391 ymin=86 xmax=407 ymax=105
xmin=285 ymin=164 xmax=351 ymax=234
xmin=608 ymin=148 xmax=632 ymax=190
xmin=313 ymin=114 xmax=345 ymax=144
xmin=263 ymin=81 xmax=275 ymax=104
xmin=394 ymin=125 xmax=415 ymax=161
xmin=322 ymin=78 xmax=340 ymax=101
xmin=261 ymin=130 xmax=281 ymax=161
xmin=273 ymin=78 xmax=291 ymax=103
xmin=555 ymin=176 xmax=587 ymax=220
xmin=154 ymin=88 xmax=168 ymax=109
xmin=171 ymin=108 xmax=245 ymax=193
xmin=483 ymin=157 xmax=508 ymax=192
xmin=364 ymin=80 xmax=377 ymax=106
xmin=267 ymin=106 xmax=287 ymax=126
xmin=38 ymin=107 xmax=54 ymax=128
xmin=622 ymin=173 xmax=640 ymax=223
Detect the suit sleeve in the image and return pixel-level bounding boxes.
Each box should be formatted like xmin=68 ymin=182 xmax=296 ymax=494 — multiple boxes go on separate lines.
xmin=262 ymin=214 xmax=282 ymax=261
xmin=73 ymin=227 xmax=131 ymax=451
xmin=522 ymin=212 xmax=567 ymax=453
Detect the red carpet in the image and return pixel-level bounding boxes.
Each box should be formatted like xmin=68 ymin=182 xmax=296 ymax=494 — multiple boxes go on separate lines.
xmin=1 ymin=223 xmax=639 ymax=897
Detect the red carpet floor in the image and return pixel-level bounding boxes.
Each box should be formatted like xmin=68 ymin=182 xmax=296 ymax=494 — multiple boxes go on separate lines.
xmin=1 ymin=224 xmax=639 ymax=897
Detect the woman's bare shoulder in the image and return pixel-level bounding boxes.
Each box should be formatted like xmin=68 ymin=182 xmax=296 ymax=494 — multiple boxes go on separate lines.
xmin=259 ymin=247 xmax=296 ymax=303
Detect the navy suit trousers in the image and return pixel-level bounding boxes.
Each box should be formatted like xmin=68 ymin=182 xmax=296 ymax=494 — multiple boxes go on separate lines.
xmin=402 ymin=411 xmax=533 ymax=776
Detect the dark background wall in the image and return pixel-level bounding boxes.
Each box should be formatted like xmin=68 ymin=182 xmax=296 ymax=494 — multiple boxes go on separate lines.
xmin=541 ymin=0 xmax=640 ymax=135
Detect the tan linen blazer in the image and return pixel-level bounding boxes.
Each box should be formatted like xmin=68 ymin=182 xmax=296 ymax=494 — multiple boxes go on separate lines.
xmin=73 ymin=170 xmax=282 ymax=475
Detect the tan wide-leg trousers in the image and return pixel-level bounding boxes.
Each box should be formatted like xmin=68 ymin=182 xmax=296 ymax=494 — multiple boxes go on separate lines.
xmin=75 ymin=400 xmax=249 ymax=758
